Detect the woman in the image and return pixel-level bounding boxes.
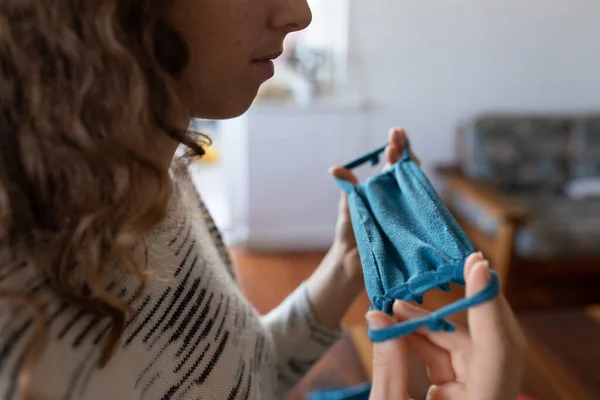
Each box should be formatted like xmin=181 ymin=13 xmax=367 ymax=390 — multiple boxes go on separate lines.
xmin=0 ymin=0 xmax=525 ymax=399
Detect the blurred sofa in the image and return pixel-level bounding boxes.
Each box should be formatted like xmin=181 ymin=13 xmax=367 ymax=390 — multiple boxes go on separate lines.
xmin=436 ymin=114 xmax=600 ymax=310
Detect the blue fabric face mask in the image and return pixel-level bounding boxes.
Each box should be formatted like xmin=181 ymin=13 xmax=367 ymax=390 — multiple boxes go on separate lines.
xmin=333 ymin=144 xmax=500 ymax=343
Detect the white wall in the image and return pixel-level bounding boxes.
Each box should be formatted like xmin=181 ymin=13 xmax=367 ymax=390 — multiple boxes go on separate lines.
xmin=218 ymin=101 xmax=371 ymax=250
xmin=348 ymin=0 xmax=600 ymax=175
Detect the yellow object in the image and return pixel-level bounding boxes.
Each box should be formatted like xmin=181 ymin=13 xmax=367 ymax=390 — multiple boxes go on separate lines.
xmin=196 ymin=145 xmax=219 ymax=163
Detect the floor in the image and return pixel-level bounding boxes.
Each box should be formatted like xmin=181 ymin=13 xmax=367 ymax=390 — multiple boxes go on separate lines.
xmin=230 ymin=248 xmax=600 ymax=400
xmin=230 ymin=249 xmax=370 ymax=326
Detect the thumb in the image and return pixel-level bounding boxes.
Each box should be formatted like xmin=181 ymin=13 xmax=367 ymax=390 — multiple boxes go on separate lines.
xmin=366 ymin=311 xmax=410 ymax=400
xmin=464 ymin=254 xmax=507 ymax=346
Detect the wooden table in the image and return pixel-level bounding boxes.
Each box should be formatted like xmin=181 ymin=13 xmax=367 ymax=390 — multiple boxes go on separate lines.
xmin=291 ymin=305 xmax=600 ymax=400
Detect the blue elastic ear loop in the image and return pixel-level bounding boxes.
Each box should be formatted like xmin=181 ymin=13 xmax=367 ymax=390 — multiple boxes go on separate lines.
xmin=368 ymin=270 xmax=500 ymax=342
xmin=344 ymin=144 xmax=387 ymax=169
xmin=333 ymin=144 xmax=387 ymax=193
xmin=333 ymin=143 xmax=501 ymax=342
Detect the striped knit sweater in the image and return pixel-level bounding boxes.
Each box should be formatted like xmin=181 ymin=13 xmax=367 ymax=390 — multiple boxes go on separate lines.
xmin=0 ymin=167 xmax=341 ymax=399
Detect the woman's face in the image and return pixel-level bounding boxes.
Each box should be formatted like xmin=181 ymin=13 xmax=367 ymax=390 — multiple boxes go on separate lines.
xmin=169 ymin=0 xmax=311 ymax=120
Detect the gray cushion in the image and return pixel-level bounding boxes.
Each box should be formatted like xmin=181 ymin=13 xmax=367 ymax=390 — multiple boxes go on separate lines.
xmin=449 ymin=192 xmax=600 ymax=259
xmin=462 ymin=116 xmax=572 ymax=193
xmin=571 ymin=117 xmax=600 ymax=179
xmin=514 ymin=195 xmax=600 ymax=258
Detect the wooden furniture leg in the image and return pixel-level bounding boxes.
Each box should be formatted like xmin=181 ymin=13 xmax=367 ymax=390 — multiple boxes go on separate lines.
xmin=494 ymin=221 xmax=518 ymax=294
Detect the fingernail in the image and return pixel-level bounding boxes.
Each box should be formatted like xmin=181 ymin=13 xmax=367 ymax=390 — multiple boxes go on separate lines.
xmin=396 ymin=135 xmax=406 ymax=149
xmin=390 ymin=127 xmax=405 ymax=147
xmin=482 ymin=261 xmax=491 ymax=280
xmin=365 ymin=311 xmax=388 ymax=329
xmin=392 ymin=300 xmax=403 ymax=314
xmin=471 ymin=260 xmax=491 ymax=283
xmin=464 ymin=253 xmax=480 ymax=280
xmin=393 ymin=299 xmax=417 ymax=314
xmin=468 ymin=251 xmax=484 ymax=267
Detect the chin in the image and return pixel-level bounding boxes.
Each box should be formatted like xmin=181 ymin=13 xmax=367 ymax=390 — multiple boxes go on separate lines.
xmin=194 ymin=89 xmax=258 ymax=120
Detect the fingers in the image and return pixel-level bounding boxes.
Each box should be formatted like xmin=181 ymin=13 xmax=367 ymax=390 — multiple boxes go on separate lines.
xmin=464 ymin=253 xmax=528 ymax=384
xmin=426 ymin=383 xmax=465 ymax=400
xmin=366 ymin=311 xmax=410 ymax=400
xmin=332 ymin=126 xmax=420 ymax=183
xmin=405 ymin=334 xmax=455 ymax=385
xmin=329 ymin=166 xmax=359 ymax=185
xmin=385 ymin=127 xmax=421 ymax=167
xmin=388 ymin=127 xmax=407 ymax=149
xmin=463 ymin=251 xmax=483 ymax=280
xmin=464 ymin=254 xmax=513 ymax=348
xmin=393 ymin=301 xmax=469 ymax=351
xmin=337 ymin=191 xmax=351 ymax=219
xmin=464 ymin=253 xmax=523 ymax=337
xmin=384 ymin=145 xmax=401 ymax=167
xmin=329 ymin=167 xmax=356 ymax=223
xmin=383 ymin=127 xmax=406 ymax=167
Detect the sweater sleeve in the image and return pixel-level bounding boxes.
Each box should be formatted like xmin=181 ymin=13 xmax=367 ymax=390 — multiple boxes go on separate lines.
xmin=260 ymin=282 xmax=342 ymax=397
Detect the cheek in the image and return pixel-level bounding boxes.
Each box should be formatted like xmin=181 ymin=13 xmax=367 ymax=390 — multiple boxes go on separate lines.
xmin=177 ymin=38 xmax=256 ymax=118
xmin=180 ymin=24 xmax=248 ymax=91
xmin=172 ymin=0 xmax=250 ymax=78
xmin=169 ymin=0 xmax=261 ymax=116
xmin=187 ymin=34 xmax=254 ymax=104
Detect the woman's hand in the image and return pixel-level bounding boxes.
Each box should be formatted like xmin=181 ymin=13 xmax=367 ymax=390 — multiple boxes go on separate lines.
xmin=366 ymin=253 xmax=528 ymax=400
xmin=306 ymin=127 xmax=417 ymax=330
xmin=328 ymin=127 xmax=418 ymax=284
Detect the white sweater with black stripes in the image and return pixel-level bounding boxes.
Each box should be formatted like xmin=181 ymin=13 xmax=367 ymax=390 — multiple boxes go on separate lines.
xmin=0 ymin=167 xmax=341 ymax=399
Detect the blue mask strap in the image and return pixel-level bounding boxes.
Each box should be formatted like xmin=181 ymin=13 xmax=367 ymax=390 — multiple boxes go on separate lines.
xmin=368 ymin=269 xmax=500 ymax=342
xmin=343 ymin=144 xmax=388 ymax=169
xmin=333 ymin=143 xmax=400 ymax=193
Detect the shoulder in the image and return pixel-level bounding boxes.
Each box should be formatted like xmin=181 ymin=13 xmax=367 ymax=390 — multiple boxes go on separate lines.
xmin=168 ymin=160 xmax=237 ymax=281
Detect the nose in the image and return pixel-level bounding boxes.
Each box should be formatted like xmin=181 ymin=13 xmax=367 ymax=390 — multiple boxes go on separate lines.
xmin=269 ymin=0 xmax=312 ymax=33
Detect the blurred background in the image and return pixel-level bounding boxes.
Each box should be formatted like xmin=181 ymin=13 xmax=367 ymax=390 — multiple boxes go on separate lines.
xmin=189 ymin=2 xmax=600 ymax=399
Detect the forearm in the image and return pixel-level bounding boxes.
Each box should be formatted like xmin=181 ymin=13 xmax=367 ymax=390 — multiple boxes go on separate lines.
xmin=305 ymin=245 xmax=364 ymax=330
xmin=261 ymin=278 xmax=344 ymax=396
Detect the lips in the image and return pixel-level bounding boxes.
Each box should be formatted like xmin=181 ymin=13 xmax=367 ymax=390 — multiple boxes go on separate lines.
xmin=251 ymin=50 xmax=283 ymax=63
xmin=251 ymin=59 xmax=275 ymax=79
xmin=250 ymin=50 xmax=282 ymax=79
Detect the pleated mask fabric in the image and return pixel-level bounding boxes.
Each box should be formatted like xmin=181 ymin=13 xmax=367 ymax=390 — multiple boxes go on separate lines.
xmin=333 ymin=144 xmax=500 ymax=342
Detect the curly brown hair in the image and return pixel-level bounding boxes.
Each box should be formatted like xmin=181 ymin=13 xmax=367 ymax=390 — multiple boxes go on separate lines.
xmin=0 ymin=0 xmax=206 ymax=396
